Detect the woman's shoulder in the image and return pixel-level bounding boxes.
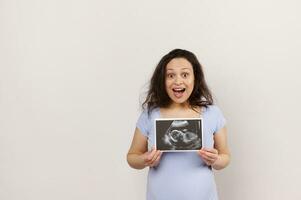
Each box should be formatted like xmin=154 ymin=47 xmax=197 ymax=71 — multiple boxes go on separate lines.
xmin=204 ymin=104 xmax=221 ymax=112
xmin=139 ymin=107 xmax=159 ymax=119
xmin=203 ymin=104 xmax=224 ymax=116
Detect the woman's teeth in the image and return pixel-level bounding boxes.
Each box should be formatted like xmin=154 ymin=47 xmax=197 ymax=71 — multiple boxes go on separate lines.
xmin=172 ymin=88 xmax=185 ymax=98
xmin=172 ymin=88 xmax=185 ymax=92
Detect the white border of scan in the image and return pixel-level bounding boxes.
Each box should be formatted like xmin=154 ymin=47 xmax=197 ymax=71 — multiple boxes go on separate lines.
xmin=154 ymin=117 xmax=203 ymax=152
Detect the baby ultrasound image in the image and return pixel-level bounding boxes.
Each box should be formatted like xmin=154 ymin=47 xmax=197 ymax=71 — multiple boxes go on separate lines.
xmin=156 ymin=119 xmax=202 ymax=151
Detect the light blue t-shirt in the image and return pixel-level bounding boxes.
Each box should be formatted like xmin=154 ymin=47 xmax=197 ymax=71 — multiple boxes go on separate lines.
xmin=136 ymin=105 xmax=226 ymax=200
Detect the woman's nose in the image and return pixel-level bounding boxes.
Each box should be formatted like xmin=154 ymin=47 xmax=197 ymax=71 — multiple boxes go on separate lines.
xmin=174 ymin=76 xmax=183 ymax=84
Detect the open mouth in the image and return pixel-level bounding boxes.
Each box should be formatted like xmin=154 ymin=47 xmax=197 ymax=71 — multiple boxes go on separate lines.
xmin=172 ymin=88 xmax=185 ymax=93
xmin=172 ymin=88 xmax=186 ymax=98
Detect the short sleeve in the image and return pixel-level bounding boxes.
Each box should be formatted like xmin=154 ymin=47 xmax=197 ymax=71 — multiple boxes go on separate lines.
xmin=136 ymin=110 xmax=150 ymax=137
xmin=213 ymin=106 xmax=226 ymax=134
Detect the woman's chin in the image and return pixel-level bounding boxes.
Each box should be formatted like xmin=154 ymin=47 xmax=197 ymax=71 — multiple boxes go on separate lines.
xmin=170 ymin=98 xmax=189 ymax=105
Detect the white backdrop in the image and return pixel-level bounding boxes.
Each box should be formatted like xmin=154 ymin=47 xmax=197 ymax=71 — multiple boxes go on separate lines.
xmin=1 ymin=0 xmax=301 ymax=199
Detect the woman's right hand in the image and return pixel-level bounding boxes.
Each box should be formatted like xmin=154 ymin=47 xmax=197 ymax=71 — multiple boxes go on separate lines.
xmin=142 ymin=147 xmax=163 ymax=167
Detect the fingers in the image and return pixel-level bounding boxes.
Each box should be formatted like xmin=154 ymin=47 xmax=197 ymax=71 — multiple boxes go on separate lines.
xmin=198 ymin=148 xmax=219 ymax=166
xmin=150 ymin=151 xmax=162 ymax=167
xmin=144 ymin=147 xmax=163 ymax=167
xmin=201 ymin=147 xmax=218 ymax=154
xmin=201 ymin=153 xmax=217 ymax=163
xmin=146 ymin=147 xmax=157 ymax=162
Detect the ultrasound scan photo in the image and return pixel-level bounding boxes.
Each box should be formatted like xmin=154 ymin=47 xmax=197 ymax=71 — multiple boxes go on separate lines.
xmin=155 ymin=118 xmax=202 ymax=151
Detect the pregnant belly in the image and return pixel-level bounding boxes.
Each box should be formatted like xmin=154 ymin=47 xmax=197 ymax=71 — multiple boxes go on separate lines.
xmin=147 ymin=154 xmax=217 ymax=200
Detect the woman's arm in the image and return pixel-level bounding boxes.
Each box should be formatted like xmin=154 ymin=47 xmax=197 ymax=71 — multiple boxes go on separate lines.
xmin=198 ymin=127 xmax=230 ymax=170
xmin=212 ymin=126 xmax=230 ymax=170
xmin=127 ymin=128 xmax=162 ymax=169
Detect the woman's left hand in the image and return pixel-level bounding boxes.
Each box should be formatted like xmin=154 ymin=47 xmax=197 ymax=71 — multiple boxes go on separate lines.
xmin=197 ymin=148 xmax=219 ymax=166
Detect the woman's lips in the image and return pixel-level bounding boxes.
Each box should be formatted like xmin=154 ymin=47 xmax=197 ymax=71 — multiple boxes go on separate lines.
xmin=172 ymin=88 xmax=185 ymax=92
xmin=172 ymin=88 xmax=185 ymax=98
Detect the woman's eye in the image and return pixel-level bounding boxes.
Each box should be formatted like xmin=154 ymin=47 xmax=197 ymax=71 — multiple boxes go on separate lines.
xmin=182 ymin=73 xmax=189 ymax=78
xmin=167 ymin=74 xmax=174 ymax=78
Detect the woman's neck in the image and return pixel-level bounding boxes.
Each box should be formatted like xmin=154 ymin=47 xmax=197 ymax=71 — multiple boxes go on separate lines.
xmin=160 ymin=103 xmax=202 ymax=118
xmin=167 ymin=102 xmax=191 ymax=110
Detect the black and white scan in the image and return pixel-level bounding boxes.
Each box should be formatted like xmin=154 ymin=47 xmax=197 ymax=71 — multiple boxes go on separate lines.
xmin=156 ymin=119 xmax=202 ymax=151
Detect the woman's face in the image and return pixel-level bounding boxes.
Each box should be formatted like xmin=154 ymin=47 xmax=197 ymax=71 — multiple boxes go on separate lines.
xmin=165 ymin=58 xmax=195 ymax=105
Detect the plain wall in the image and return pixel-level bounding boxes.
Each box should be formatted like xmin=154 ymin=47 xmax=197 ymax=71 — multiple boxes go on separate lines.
xmin=1 ymin=0 xmax=301 ymax=199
